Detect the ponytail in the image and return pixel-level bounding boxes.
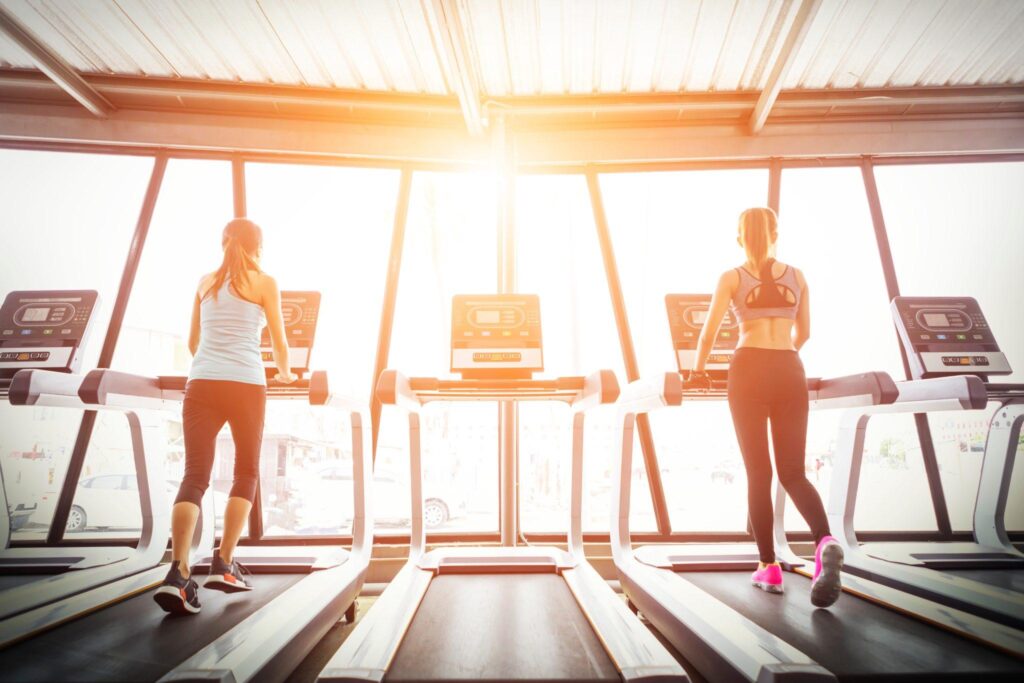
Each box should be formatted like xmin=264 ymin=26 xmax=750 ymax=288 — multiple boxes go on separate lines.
xmin=206 ymin=218 xmax=263 ymax=300
xmin=738 ymin=207 xmax=778 ymax=281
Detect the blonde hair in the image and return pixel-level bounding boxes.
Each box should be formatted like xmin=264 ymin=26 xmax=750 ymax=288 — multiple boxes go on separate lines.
xmin=206 ymin=218 xmax=262 ymax=300
xmin=738 ymin=207 xmax=778 ymax=277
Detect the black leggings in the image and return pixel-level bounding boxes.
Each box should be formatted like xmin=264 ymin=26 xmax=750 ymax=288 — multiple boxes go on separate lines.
xmin=727 ymin=347 xmax=830 ymax=564
xmin=175 ymin=379 xmax=266 ymax=507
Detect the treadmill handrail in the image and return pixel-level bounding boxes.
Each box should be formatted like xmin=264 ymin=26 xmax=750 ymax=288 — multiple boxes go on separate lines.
xmin=79 ymin=369 xmax=178 ymax=411
xmin=375 ymin=369 xmax=620 ymax=408
xmin=8 ymin=369 xmax=89 ymax=408
xmin=616 ymin=370 xmax=898 ymax=419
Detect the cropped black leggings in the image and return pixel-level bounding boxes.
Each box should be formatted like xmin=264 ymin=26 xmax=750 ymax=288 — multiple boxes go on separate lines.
xmin=175 ymin=379 xmax=266 ymax=507
xmin=727 ymin=348 xmax=830 ymax=564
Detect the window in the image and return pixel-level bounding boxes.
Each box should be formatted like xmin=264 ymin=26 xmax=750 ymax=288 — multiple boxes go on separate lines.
xmin=377 ymin=171 xmax=500 ymax=535
xmin=0 ymin=149 xmax=153 ymax=540
xmin=877 ymin=162 xmax=1024 ymax=531
xmin=515 ymin=175 xmax=632 ymax=533
xmin=603 ymin=169 xmax=768 ymax=532
xmin=780 ymin=167 xmax=934 ymax=534
xmin=246 ymin=162 xmax=398 ymax=537
xmin=71 ymin=160 xmax=234 ymax=539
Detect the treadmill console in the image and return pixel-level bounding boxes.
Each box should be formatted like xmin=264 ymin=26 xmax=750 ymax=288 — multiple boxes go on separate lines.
xmin=260 ymin=291 xmax=320 ymax=379
xmin=892 ymin=296 xmax=1011 ymax=380
xmin=0 ymin=290 xmax=99 ymax=379
xmin=451 ymin=294 xmax=543 ymax=379
xmin=666 ymin=294 xmax=737 ymax=379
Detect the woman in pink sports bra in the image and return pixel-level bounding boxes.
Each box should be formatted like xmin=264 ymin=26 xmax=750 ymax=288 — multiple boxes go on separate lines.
xmin=691 ymin=207 xmax=844 ymax=608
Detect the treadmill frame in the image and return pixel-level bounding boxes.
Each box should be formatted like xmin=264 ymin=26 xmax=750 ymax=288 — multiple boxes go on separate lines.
xmin=318 ymin=369 xmax=687 ymax=683
xmin=0 ymin=368 xmax=215 ymax=645
xmin=827 ymin=375 xmax=1024 ymax=628
xmin=159 ymin=370 xmax=374 ymax=683
xmin=611 ymin=371 xmax=1024 ymax=683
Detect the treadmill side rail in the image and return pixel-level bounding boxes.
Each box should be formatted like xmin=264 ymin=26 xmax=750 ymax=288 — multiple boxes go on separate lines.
xmin=562 ymin=561 xmax=689 ymax=682
xmin=317 ymin=564 xmax=433 ymax=683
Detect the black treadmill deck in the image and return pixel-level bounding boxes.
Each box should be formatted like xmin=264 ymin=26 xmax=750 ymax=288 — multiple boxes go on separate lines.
xmin=388 ymin=573 xmax=620 ymax=682
xmin=682 ymin=570 xmax=1024 ymax=681
xmin=0 ymin=573 xmax=302 ymax=682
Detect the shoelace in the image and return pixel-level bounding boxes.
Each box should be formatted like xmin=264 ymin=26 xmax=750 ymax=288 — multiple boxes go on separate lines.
xmin=233 ymin=560 xmax=252 ymax=583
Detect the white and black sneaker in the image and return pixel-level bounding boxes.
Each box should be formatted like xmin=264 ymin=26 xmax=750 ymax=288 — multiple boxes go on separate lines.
xmin=154 ymin=563 xmax=201 ymax=615
xmin=205 ymin=553 xmax=254 ymax=593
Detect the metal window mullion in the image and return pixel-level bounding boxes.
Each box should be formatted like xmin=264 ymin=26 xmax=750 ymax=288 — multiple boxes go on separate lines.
xmin=860 ymin=157 xmax=952 ymax=537
xmin=585 ymin=171 xmax=671 ymax=535
xmin=369 ymin=168 xmax=414 ymax=456
xmin=495 ymin=115 xmax=518 ymax=546
xmin=47 ymin=155 xmax=169 ymax=544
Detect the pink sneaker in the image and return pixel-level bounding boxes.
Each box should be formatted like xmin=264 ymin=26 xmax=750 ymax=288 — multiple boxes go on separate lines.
xmin=751 ymin=563 xmax=784 ymax=594
xmin=810 ymin=536 xmax=844 ymax=607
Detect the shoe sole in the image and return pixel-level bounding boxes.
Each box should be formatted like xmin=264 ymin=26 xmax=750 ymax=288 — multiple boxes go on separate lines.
xmin=752 ymin=580 xmax=784 ymax=594
xmin=205 ymin=575 xmax=253 ymax=593
xmin=153 ymin=585 xmax=200 ymax=615
xmin=811 ymin=542 xmax=844 ymax=607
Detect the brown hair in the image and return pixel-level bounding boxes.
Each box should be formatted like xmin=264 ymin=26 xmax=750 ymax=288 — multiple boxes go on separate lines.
xmin=738 ymin=207 xmax=778 ymax=279
xmin=206 ymin=218 xmax=262 ymax=300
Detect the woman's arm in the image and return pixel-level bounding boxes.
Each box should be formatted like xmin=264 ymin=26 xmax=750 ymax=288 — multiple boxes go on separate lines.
xmin=794 ymin=269 xmax=811 ymax=350
xmin=188 ymin=293 xmax=202 ymax=357
xmin=694 ymin=270 xmax=737 ymax=373
xmin=260 ymin=274 xmax=296 ymax=383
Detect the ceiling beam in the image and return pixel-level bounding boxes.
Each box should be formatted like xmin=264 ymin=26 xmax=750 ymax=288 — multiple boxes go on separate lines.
xmin=0 ymin=4 xmax=113 ymax=118
xmin=750 ymin=0 xmax=821 ymax=134
xmin=424 ymin=0 xmax=485 ymax=136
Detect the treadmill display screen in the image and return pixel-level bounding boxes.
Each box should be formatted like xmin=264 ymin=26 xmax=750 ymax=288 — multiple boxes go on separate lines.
xmin=923 ymin=313 xmax=950 ymax=327
xmin=22 ymin=307 xmax=50 ymax=322
xmin=474 ymin=310 xmax=501 ymax=325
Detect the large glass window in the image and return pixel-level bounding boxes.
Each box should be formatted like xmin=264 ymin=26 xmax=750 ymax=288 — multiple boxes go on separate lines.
xmin=780 ymin=167 xmax=934 ymax=534
xmin=246 ymin=163 xmax=397 ymax=536
xmin=0 ymin=149 xmax=153 ymax=540
xmin=77 ymin=160 xmax=233 ymax=539
xmin=603 ymin=169 xmax=768 ymax=532
xmin=878 ymin=162 xmax=1024 ymax=532
xmin=514 ymin=175 xmax=635 ymax=533
xmin=376 ymin=171 xmax=499 ymax=535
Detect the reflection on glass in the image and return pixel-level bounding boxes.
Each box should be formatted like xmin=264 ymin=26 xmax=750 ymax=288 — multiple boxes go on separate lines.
xmin=0 ymin=149 xmax=153 ymax=540
xmin=377 ymin=171 xmax=499 ymax=534
xmin=603 ymin=169 xmax=768 ymax=532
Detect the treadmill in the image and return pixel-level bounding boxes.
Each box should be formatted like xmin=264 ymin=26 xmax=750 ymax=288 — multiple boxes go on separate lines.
xmin=318 ymin=294 xmax=686 ymax=683
xmin=0 ymin=291 xmax=374 ymax=683
xmin=610 ymin=293 xmax=1024 ymax=683
xmin=0 ymin=290 xmax=115 ymax=570
xmin=0 ymin=290 xmax=195 ymax=628
xmin=826 ymin=296 xmax=1024 ymax=626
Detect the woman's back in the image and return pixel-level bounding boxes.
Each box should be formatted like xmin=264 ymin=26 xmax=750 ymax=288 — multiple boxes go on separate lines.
xmin=728 ymin=260 xmax=807 ymax=351
xmin=189 ymin=275 xmax=266 ymax=386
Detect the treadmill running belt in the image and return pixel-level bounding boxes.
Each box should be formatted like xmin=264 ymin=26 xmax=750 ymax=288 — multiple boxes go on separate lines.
xmin=0 ymin=574 xmax=47 ymax=591
xmin=682 ymin=571 xmax=1024 ymax=682
xmin=942 ymin=568 xmax=1024 ymax=593
xmin=0 ymin=573 xmax=302 ymax=682
xmin=388 ymin=573 xmax=620 ymax=682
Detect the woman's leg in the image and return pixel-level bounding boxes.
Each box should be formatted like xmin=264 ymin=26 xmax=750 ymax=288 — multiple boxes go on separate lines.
xmin=174 ymin=383 xmax=226 ymax=577
xmin=221 ymin=384 xmax=266 ymax=563
xmin=729 ymin=397 xmax=776 ymax=564
xmin=770 ymin=382 xmax=831 ymax=544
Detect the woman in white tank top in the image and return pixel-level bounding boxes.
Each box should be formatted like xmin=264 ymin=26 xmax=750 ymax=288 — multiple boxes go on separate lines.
xmin=154 ymin=218 xmax=296 ymax=615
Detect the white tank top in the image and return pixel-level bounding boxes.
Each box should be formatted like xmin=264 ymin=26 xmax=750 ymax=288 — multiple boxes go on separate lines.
xmin=188 ymin=281 xmax=266 ymax=386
